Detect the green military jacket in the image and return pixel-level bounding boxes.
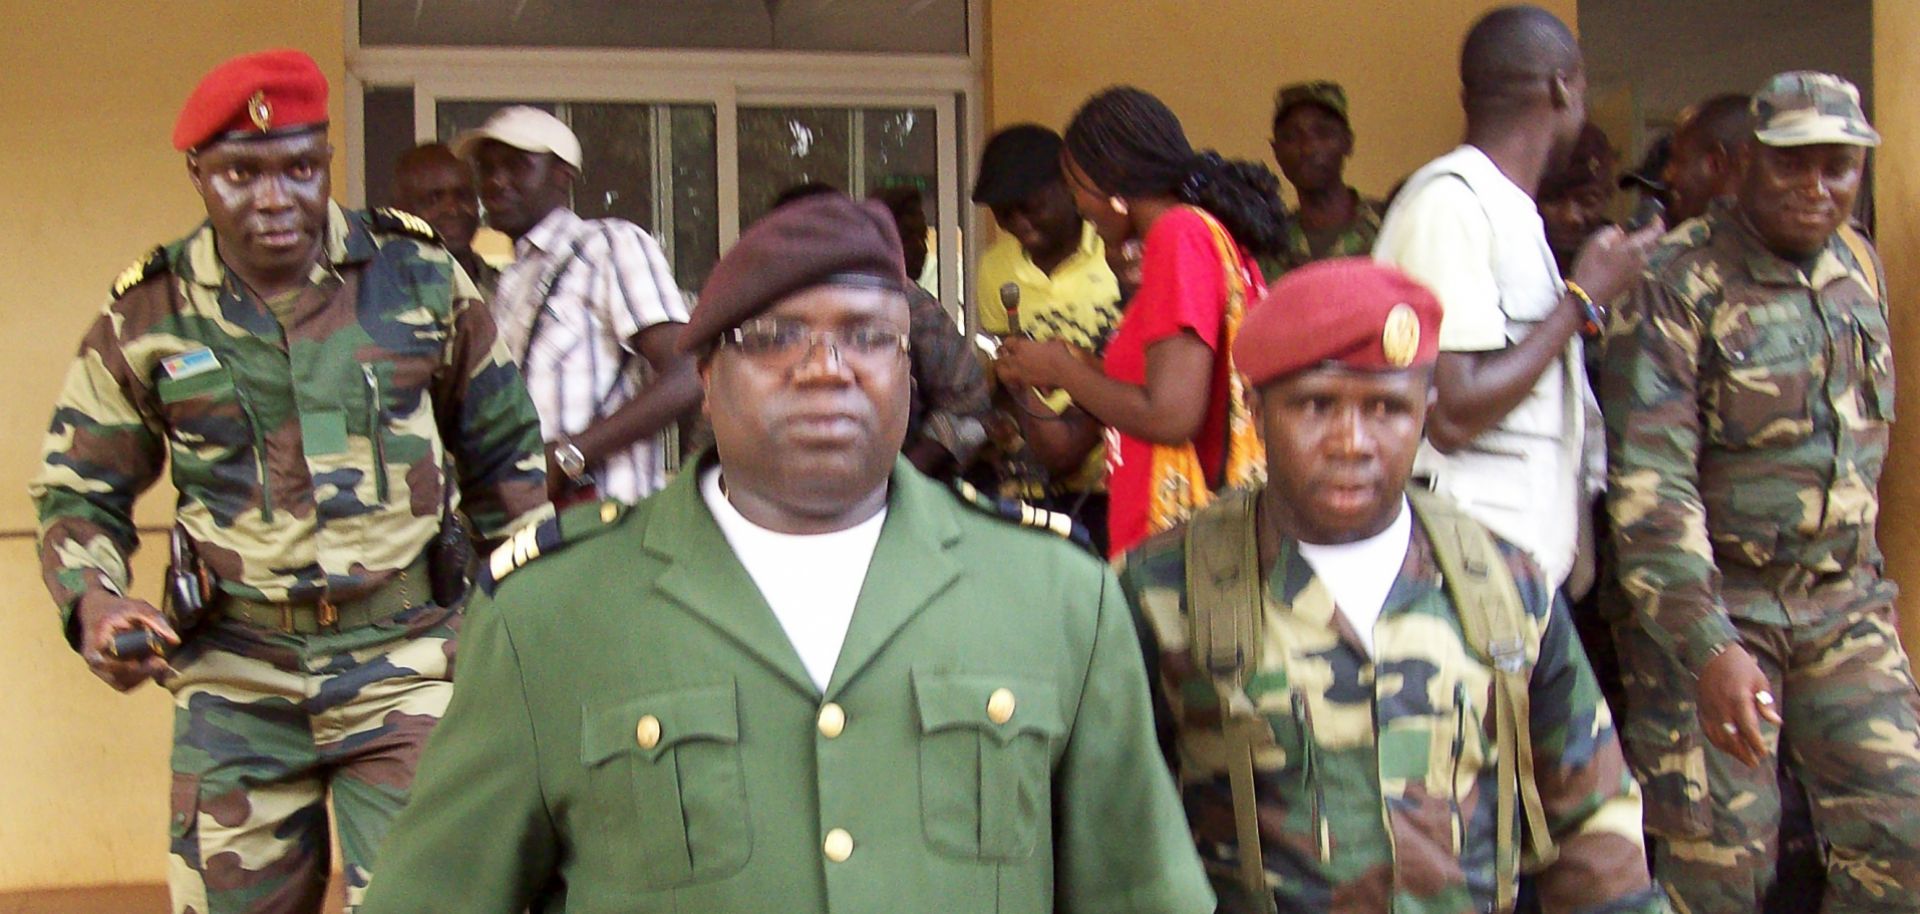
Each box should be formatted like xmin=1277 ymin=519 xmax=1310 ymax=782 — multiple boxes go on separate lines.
xmin=31 ymin=203 xmax=549 ymax=626
xmin=1120 ymin=495 xmax=1659 ymax=914
xmin=1599 ymin=202 xmax=1895 ymax=670
xmin=1255 ymin=188 xmax=1383 ymax=281
xmin=360 ymin=458 xmax=1214 ymax=914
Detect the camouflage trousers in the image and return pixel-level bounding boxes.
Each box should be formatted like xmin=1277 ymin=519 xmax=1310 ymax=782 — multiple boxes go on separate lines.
xmin=162 ymin=601 xmax=458 ymax=914
xmin=1617 ymin=598 xmax=1920 ymax=913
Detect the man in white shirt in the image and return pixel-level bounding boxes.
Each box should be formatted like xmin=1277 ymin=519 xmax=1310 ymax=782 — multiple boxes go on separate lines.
xmin=1373 ymin=4 xmax=1659 ymax=590
xmin=457 ymin=106 xmax=701 ymax=507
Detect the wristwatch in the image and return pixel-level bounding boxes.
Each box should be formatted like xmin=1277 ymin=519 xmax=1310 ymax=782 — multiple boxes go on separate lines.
xmin=553 ymin=439 xmax=589 ymax=482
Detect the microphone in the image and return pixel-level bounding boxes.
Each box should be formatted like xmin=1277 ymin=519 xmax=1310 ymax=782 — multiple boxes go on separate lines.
xmin=1000 ymin=283 xmax=1022 ymax=336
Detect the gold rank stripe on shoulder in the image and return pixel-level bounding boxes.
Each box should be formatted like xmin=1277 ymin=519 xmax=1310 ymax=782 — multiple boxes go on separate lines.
xmin=952 ymin=480 xmax=1083 ymax=543
xmin=110 ymin=246 xmax=168 ymax=298
xmin=371 ymin=207 xmax=441 ymax=244
xmin=479 ymin=499 xmax=628 ymax=594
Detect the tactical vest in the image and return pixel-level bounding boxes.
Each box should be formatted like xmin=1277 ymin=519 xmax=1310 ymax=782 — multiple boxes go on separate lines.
xmin=1181 ymin=487 xmax=1555 ymax=914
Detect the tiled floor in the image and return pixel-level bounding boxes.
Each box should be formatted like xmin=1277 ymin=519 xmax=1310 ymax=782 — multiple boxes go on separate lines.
xmin=0 ymin=882 xmax=345 ymax=913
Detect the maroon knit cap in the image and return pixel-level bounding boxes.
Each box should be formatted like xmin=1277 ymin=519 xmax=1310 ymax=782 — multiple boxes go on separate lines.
xmin=681 ymin=194 xmax=909 ymax=354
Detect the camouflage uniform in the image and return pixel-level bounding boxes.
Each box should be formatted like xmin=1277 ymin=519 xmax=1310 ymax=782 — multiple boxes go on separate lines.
xmin=1600 ymin=199 xmax=1920 ymax=913
xmin=1121 ymin=495 xmax=1660 ymax=914
xmin=1256 ymin=192 xmax=1384 ymax=281
xmin=31 ymin=203 xmax=549 ymax=912
xmin=903 ymin=284 xmax=993 ymax=472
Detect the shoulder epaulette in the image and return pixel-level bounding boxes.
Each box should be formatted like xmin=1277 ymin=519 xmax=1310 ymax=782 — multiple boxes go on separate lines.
xmin=479 ymin=499 xmax=630 ymax=595
xmin=369 ymin=207 xmax=442 ymax=245
xmin=951 ymin=480 xmax=1092 ymax=550
xmin=110 ymin=245 xmax=170 ymax=299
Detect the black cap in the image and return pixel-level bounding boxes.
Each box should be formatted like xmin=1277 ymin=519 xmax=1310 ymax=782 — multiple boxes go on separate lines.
xmin=1619 ymin=133 xmax=1672 ymax=194
xmin=971 ymin=124 xmax=1064 ymax=206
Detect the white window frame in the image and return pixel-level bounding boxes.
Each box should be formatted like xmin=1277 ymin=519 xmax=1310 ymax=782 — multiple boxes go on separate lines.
xmin=341 ymin=0 xmax=985 ymax=326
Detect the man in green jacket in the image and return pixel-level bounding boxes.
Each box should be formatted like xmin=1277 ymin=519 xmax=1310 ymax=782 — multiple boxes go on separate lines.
xmin=361 ymin=192 xmax=1214 ymax=914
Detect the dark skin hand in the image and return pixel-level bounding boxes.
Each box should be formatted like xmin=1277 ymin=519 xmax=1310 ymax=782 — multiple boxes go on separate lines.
xmin=997 ymin=332 xmax=1213 ymax=446
xmin=75 ymin=591 xmax=179 ymax=692
xmin=991 ymin=362 xmax=1103 ymax=476
xmin=1426 ymin=217 xmax=1665 ymax=451
xmin=543 ymin=322 xmax=703 ymax=497
xmin=1697 ymin=642 xmax=1783 ymax=767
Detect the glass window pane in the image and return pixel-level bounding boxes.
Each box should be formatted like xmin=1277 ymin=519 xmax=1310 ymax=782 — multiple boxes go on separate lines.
xmin=360 ymin=0 xmax=966 ymax=54
xmin=861 ymin=107 xmax=940 ymax=298
xmin=737 ymin=107 xmax=854 ymax=229
xmin=362 ymin=87 xmax=416 ymax=210
xmin=568 ymin=103 xmax=655 ymax=229
xmin=668 ymin=106 xmax=721 ymax=292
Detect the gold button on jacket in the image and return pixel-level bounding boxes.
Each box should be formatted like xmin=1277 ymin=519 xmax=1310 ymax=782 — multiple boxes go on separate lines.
xmin=359 ymin=460 xmax=1215 ymax=914
xmin=818 ymin=703 xmax=847 ymax=738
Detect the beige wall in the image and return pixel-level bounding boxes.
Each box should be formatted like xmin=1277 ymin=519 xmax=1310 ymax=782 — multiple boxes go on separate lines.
xmin=985 ymin=0 xmax=1579 ymax=206
xmin=0 ymin=1 xmax=345 ymax=891
xmin=1872 ymin=2 xmax=1920 ymax=651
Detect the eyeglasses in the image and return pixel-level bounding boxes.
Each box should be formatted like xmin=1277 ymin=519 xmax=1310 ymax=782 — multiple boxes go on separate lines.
xmin=720 ymin=318 xmax=911 ymax=369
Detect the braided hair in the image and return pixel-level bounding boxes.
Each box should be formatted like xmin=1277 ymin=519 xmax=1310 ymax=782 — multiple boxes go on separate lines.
xmin=1063 ymin=86 xmax=1287 ymax=257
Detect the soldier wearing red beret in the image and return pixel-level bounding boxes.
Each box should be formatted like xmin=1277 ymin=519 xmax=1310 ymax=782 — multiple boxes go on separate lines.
xmin=1120 ymin=257 xmax=1660 ymax=914
xmin=30 ymin=49 xmax=549 ymax=913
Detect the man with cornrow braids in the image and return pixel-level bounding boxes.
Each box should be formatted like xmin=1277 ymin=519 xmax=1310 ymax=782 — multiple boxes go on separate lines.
xmin=998 ymin=86 xmax=1285 ymax=556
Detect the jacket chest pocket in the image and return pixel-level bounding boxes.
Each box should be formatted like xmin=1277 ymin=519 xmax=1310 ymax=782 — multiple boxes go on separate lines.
xmin=1705 ymin=317 xmax=1815 ymax=448
xmin=913 ymin=670 xmax=1064 ymax=861
xmin=156 ymin=366 xmax=258 ymax=481
xmin=580 ymin=681 xmax=751 ymax=888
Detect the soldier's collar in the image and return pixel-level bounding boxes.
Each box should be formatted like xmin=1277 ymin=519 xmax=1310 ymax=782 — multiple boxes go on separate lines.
xmin=179 ymin=202 xmax=363 ymax=288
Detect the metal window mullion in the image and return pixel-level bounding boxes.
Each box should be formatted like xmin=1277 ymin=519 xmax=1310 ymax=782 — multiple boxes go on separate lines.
xmin=717 ymin=89 xmax=742 ymax=252
xmin=849 ymin=108 xmax=867 ymax=198
xmin=652 ymin=105 xmax=674 ymax=266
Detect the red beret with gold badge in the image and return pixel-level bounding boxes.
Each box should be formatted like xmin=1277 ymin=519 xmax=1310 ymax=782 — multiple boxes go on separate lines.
xmin=172 ymin=49 xmax=329 ymax=152
xmin=1232 ymin=257 xmax=1443 ymax=388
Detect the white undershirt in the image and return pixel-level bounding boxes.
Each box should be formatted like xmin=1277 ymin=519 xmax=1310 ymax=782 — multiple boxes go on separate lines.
xmin=1295 ymin=499 xmax=1413 ymax=658
xmin=700 ymin=467 xmax=887 ymax=692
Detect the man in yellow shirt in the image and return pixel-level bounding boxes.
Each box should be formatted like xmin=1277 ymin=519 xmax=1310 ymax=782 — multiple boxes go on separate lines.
xmin=973 ymin=124 xmax=1123 ymax=551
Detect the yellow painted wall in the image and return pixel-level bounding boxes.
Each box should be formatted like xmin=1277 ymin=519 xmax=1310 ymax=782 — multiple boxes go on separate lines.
xmin=0 ymin=1 xmax=345 ymax=892
xmin=984 ymin=0 xmax=1579 ymax=207
xmin=1872 ymin=1 xmax=1920 ymax=652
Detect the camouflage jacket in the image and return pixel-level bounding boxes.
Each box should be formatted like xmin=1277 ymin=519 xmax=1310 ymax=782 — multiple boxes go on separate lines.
xmin=1255 ymin=189 xmax=1383 ymax=281
xmin=1120 ymin=498 xmax=1657 ymax=914
xmin=904 ymin=285 xmax=992 ymax=468
xmin=31 ymin=204 xmax=549 ymax=630
xmin=1599 ymin=202 xmax=1894 ymax=670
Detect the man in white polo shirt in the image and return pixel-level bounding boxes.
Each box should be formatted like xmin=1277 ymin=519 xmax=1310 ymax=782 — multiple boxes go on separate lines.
xmin=1374 ymin=5 xmax=1659 ymax=591
xmin=458 ymin=106 xmax=702 ymax=507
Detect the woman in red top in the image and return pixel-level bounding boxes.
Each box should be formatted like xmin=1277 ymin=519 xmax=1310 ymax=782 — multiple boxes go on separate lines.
xmin=1000 ymin=87 xmax=1287 ymax=556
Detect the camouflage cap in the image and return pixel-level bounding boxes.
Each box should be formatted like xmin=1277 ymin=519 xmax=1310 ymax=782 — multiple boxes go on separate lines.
xmin=1274 ymin=80 xmax=1349 ymax=128
xmin=1752 ymin=71 xmax=1879 ymax=148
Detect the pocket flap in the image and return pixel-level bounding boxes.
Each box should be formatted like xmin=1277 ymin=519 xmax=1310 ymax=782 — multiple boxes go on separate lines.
xmin=912 ymin=669 xmax=1063 ymax=746
xmin=156 ymin=366 xmax=236 ymax=403
xmin=582 ymin=680 xmax=740 ymax=766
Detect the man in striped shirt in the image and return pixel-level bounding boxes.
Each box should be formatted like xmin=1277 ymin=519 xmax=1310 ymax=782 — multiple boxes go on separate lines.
xmin=458 ymin=106 xmax=701 ymax=506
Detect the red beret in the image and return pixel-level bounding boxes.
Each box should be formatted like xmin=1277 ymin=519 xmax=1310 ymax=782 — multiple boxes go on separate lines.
xmin=680 ymin=194 xmax=909 ymax=354
xmin=173 ymin=49 xmax=328 ymax=151
xmin=1232 ymin=257 xmax=1443 ymax=387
